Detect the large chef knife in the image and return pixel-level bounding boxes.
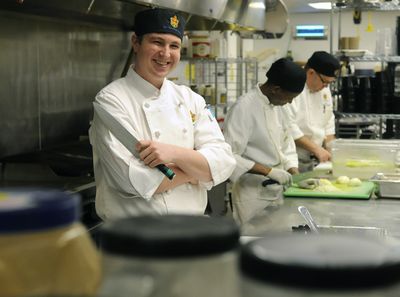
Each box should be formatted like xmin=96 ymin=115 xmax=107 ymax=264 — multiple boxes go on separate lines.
xmin=292 ymin=170 xmax=327 ymax=184
xmin=93 ymin=102 xmax=175 ymax=180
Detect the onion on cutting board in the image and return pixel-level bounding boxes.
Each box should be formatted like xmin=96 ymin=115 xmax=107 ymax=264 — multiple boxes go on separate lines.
xmin=335 ymin=176 xmax=362 ymax=187
xmin=349 ymin=177 xmax=362 ymax=187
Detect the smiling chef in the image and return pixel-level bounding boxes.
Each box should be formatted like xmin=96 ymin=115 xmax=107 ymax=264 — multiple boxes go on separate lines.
xmin=89 ymin=8 xmax=235 ymax=220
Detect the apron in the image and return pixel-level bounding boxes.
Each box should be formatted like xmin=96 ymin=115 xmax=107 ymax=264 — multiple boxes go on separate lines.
xmin=231 ymin=101 xmax=285 ymax=225
xmin=297 ymin=148 xmax=314 ymax=173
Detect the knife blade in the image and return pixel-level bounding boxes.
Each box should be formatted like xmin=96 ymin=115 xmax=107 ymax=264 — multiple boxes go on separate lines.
xmin=93 ymin=102 xmax=175 ymax=180
xmin=292 ymin=170 xmax=330 ymax=184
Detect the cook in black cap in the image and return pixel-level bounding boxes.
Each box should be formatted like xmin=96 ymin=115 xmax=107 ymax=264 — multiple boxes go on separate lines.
xmin=223 ymin=58 xmax=305 ymax=225
xmin=130 ymin=8 xmax=186 ymax=89
xmin=283 ymin=51 xmax=340 ymax=173
xmin=89 ymin=6 xmax=237 ymax=220
xmin=305 ymin=51 xmax=340 ymax=92
xmin=263 ymin=58 xmax=306 ymax=106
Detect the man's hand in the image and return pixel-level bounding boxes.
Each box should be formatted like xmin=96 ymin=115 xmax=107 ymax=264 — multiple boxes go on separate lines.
xmin=314 ymin=147 xmax=331 ymax=163
xmin=297 ymin=178 xmax=320 ymax=189
xmin=267 ymin=168 xmax=292 ymax=185
xmin=136 ymin=140 xmax=177 ymax=168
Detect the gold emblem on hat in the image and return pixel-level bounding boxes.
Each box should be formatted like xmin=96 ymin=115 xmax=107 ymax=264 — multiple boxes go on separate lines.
xmin=170 ymin=15 xmax=179 ymax=28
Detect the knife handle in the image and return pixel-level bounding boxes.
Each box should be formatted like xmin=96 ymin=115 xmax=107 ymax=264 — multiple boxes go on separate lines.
xmin=262 ymin=179 xmax=279 ymax=187
xmin=156 ymin=164 xmax=176 ymax=180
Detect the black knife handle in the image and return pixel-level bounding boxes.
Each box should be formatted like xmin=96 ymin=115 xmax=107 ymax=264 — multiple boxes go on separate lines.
xmin=156 ymin=164 xmax=176 ymax=180
xmin=262 ymin=179 xmax=279 ymax=187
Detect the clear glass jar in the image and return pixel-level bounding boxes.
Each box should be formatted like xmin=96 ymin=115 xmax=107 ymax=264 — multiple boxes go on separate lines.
xmin=98 ymin=215 xmax=240 ymax=297
xmin=240 ymin=233 xmax=400 ymax=297
xmin=0 ymin=189 xmax=101 ymax=297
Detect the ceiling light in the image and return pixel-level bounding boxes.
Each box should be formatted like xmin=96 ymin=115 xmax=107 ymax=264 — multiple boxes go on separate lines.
xmin=308 ymin=2 xmax=332 ymax=10
xmin=249 ymin=1 xmax=266 ymax=9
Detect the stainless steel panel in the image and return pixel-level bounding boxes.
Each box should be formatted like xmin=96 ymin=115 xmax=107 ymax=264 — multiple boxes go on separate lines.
xmin=0 ymin=13 xmax=40 ymax=157
xmin=0 ymin=10 xmax=129 ymax=158
xmin=132 ymin=0 xmax=228 ymax=19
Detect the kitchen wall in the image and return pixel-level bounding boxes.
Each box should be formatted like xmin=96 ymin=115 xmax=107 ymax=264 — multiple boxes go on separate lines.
xmin=244 ymin=10 xmax=399 ymax=77
xmin=0 ymin=11 xmax=129 ymax=159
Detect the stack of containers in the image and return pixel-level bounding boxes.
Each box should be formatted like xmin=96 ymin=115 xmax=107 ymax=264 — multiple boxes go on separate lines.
xmin=0 ymin=189 xmax=101 ymax=297
xmin=240 ymin=233 xmax=400 ymax=297
xmin=97 ymin=215 xmax=240 ymax=297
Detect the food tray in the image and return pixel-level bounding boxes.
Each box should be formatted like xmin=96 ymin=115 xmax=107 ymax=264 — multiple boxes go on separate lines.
xmin=370 ymin=173 xmax=400 ymax=198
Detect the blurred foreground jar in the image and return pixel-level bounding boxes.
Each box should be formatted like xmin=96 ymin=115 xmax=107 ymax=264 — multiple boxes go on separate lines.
xmin=240 ymin=233 xmax=400 ymax=297
xmin=98 ymin=215 xmax=240 ymax=297
xmin=0 ymin=189 xmax=101 ymax=297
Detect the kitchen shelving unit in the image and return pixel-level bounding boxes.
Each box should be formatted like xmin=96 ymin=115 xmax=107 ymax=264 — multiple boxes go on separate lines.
xmin=186 ymin=58 xmax=258 ymax=118
xmin=335 ymin=112 xmax=400 ymax=139
xmin=335 ymin=54 xmax=400 ymax=139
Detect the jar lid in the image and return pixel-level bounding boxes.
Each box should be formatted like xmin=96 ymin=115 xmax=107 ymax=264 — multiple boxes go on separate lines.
xmin=240 ymin=233 xmax=400 ymax=290
xmin=0 ymin=189 xmax=80 ymax=233
xmin=99 ymin=215 xmax=240 ymax=258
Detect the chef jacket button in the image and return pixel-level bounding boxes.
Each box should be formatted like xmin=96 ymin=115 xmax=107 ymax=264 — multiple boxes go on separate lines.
xmin=182 ymin=128 xmax=187 ymax=133
xmin=154 ymin=131 xmax=161 ymax=138
xmin=166 ymin=190 xmax=172 ymax=195
xmin=144 ymin=103 xmax=150 ymax=108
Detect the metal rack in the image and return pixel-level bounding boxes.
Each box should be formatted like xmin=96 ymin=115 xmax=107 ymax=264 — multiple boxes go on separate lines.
xmin=335 ymin=112 xmax=400 ymax=139
xmin=186 ymin=58 xmax=258 ymax=118
xmin=335 ymin=55 xmax=400 ymax=139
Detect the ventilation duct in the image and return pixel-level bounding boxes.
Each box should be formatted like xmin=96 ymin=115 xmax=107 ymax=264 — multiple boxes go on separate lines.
xmin=0 ymin=0 xmax=288 ymax=37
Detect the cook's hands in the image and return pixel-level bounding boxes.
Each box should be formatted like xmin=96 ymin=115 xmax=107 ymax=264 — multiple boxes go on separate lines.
xmin=314 ymin=147 xmax=331 ymax=163
xmin=267 ymin=168 xmax=292 ymax=185
xmin=298 ymin=178 xmax=320 ymax=189
xmin=136 ymin=140 xmax=177 ymax=168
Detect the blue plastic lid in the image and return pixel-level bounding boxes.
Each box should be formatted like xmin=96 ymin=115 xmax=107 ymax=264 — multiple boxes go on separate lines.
xmin=0 ymin=189 xmax=80 ymax=233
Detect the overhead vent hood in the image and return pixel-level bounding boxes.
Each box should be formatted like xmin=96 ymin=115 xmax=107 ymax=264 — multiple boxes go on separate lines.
xmin=334 ymin=0 xmax=400 ymax=10
xmin=0 ymin=0 xmax=288 ymax=38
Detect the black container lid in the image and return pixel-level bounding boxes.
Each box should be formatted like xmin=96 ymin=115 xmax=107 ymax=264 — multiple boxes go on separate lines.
xmin=0 ymin=189 xmax=80 ymax=233
xmin=99 ymin=215 xmax=240 ymax=258
xmin=241 ymin=233 xmax=400 ymax=290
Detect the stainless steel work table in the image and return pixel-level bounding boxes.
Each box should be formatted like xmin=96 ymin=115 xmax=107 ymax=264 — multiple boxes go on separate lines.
xmin=241 ymin=196 xmax=400 ymax=239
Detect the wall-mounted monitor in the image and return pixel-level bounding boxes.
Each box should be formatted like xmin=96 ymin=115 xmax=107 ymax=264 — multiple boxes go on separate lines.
xmin=293 ymin=25 xmax=327 ymax=40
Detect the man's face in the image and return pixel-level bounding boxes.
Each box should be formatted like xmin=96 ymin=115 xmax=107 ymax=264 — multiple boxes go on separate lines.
xmin=132 ymin=33 xmax=181 ymax=88
xmin=269 ymin=86 xmax=301 ymax=106
xmin=307 ymin=69 xmax=336 ymax=93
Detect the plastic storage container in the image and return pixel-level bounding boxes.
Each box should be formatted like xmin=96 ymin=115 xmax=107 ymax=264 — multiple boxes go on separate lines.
xmin=332 ymin=138 xmax=400 ymax=179
xmin=0 ymin=189 xmax=101 ymax=297
xmin=240 ymin=233 xmax=400 ymax=297
xmin=98 ymin=215 xmax=240 ymax=297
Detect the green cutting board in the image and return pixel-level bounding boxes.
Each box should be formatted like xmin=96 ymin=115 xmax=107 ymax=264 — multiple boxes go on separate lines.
xmin=284 ymin=181 xmax=375 ymax=199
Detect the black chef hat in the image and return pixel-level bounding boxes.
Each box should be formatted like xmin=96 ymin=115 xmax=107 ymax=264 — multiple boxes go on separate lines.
xmin=266 ymin=58 xmax=306 ymax=93
xmin=134 ymin=8 xmax=186 ymax=40
xmin=307 ymin=51 xmax=340 ymax=77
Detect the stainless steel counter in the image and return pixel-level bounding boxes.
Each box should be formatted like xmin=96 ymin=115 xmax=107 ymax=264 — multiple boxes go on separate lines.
xmin=241 ymin=195 xmax=400 ymax=239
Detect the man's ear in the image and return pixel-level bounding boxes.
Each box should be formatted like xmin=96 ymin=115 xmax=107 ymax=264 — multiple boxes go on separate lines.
xmin=131 ymin=33 xmax=139 ymax=52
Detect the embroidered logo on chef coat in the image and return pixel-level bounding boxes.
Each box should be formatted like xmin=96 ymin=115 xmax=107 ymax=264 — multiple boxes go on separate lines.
xmin=323 ymin=93 xmax=328 ymax=100
xmin=170 ymin=15 xmax=179 ymax=28
xmin=190 ymin=110 xmax=196 ymax=123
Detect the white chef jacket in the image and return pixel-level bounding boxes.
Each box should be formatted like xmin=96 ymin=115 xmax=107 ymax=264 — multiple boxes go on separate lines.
xmin=223 ymin=85 xmax=298 ymax=224
xmin=284 ymin=85 xmax=335 ymax=160
xmin=89 ymin=67 xmax=236 ymax=220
